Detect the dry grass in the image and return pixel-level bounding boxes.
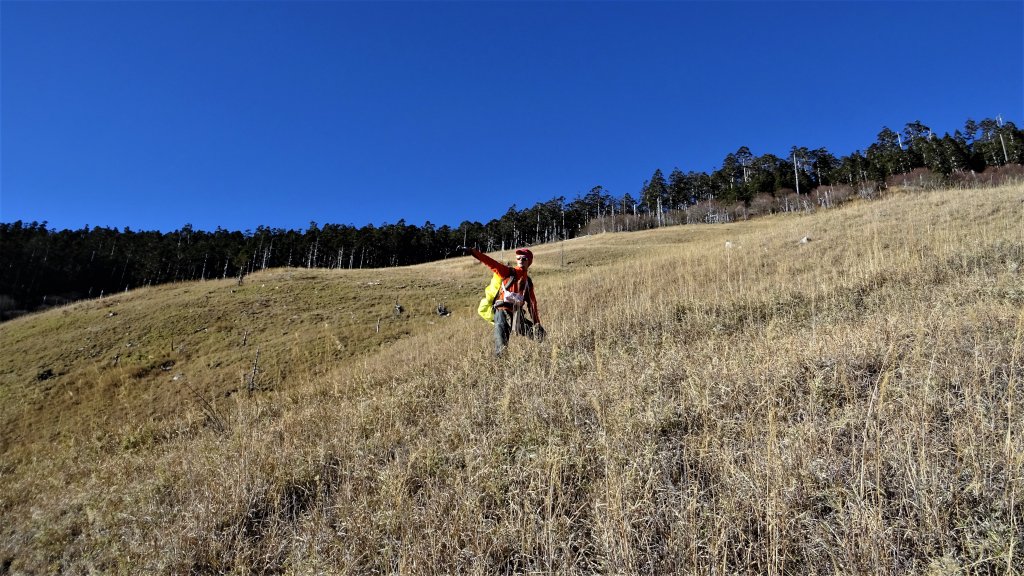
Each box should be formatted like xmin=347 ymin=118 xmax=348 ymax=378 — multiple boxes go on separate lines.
xmin=1 ymin=184 xmax=1022 ymax=574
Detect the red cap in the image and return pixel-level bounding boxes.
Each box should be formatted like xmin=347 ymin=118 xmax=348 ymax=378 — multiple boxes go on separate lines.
xmin=515 ymin=248 xmax=533 ymax=261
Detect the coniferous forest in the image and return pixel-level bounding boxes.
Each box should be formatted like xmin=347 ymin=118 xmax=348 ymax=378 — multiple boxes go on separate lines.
xmin=3 ymin=117 xmax=1022 ymax=320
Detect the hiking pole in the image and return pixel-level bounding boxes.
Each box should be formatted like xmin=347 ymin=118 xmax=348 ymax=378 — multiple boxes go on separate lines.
xmin=447 ymin=245 xmax=473 ymax=259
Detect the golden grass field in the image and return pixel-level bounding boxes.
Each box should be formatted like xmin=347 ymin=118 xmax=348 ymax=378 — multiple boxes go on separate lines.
xmin=1 ymin=183 xmax=1022 ymax=574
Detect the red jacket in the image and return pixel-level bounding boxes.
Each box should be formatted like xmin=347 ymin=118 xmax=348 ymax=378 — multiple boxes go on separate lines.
xmin=470 ymin=248 xmax=540 ymax=324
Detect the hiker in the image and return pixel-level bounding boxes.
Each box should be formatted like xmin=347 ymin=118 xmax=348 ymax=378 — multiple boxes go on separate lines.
xmin=463 ymin=246 xmax=544 ymax=355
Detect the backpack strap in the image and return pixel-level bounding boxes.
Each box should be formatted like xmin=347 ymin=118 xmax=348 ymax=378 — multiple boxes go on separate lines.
xmin=495 ymin=270 xmax=527 ymax=311
xmin=503 ymin=270 xmax=533 ymax=294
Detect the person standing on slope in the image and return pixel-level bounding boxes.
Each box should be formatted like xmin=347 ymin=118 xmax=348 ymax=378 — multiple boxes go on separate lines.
xmin=464 ymin=246 xmax=544 ymax=355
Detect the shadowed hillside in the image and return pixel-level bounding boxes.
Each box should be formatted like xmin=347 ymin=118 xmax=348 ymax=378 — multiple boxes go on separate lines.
xmin=1 ymin=184 xmax=1022 ymax=574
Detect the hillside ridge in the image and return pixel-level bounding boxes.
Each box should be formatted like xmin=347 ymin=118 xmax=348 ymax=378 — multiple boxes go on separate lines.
xmin=1 ymin=184 xmax=1022 ymax=574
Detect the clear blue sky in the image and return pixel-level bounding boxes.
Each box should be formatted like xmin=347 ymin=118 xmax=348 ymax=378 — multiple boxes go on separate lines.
xmin=2 ymin=1 xmax=1022 ymax=233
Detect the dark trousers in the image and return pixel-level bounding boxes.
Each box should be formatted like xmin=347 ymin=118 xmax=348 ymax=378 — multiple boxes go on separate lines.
xmin=493 ymin=308 xmax=535 ymax=356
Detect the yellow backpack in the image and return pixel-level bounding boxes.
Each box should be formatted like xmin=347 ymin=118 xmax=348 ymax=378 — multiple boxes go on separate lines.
xmin=477 ymin=273 xmax=503 ymax=324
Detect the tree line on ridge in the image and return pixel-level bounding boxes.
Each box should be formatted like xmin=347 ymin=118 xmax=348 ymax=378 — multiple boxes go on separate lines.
xmin=2 ymin=116 xmax=1022 ymax=320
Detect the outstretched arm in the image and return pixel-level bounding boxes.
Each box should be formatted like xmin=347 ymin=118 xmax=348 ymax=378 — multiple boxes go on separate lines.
xmin=469 ymin=248 xmax=511 ymax=278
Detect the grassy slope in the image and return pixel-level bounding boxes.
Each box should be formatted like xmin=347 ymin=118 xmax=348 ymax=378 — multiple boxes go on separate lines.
xmin=0 ymin=262 xmax=484 ymax=455
xmin=1 ymin=184 xmax=1022 ymax=574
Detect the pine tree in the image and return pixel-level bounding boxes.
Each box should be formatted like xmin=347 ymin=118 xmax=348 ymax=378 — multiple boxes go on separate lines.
xmin=641 ymin=169 xmax=669 ymax=214
xmin=668 ymin=168 xmax=687 ymax=210
xmin=867 ymin=127 xmax=907 ymax=181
